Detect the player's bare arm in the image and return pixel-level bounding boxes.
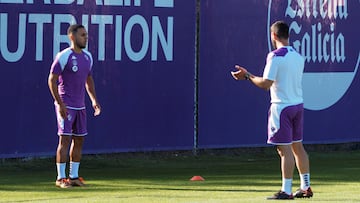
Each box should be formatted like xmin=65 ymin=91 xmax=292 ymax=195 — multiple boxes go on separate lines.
xmin=248 ymin=75 xmax=273 ymax=90
xmin=48 ymin=73 xmax=67 ymax=119
xmin=85 ymin=75 xmax=101 ymax=116
xmin=231 ymin=65 xmax=273 ymax=90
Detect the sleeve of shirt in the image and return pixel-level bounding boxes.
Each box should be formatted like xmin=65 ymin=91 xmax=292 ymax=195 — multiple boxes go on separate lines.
xmin=263 ymin=52 xmax=278 ymax=81
xmin=89 ymin=52 xmax=93 ymax=76
xmin=50 ymin=54 xmax=62 ymax=75
xmin=83 ymin=50 xmax=93 ymax=76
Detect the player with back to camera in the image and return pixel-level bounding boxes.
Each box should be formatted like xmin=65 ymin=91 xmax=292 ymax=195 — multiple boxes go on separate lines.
xmin=231 ymin=21 xmax=313 ymax=200
xmin=48 ymin=24 xmax=101 ymax=188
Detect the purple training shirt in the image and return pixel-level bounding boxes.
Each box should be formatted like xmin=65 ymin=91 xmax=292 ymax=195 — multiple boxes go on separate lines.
xmin=50 ymin=47 xmax=93 ymax=109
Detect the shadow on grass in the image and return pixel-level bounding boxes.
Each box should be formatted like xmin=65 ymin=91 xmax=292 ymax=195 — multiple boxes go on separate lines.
xmin=0 ymin=148 xmax=359 ymax=195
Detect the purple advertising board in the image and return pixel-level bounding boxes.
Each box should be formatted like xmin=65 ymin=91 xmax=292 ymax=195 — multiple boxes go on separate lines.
xmin=1 ymin=0 xmax=359 ymax=158
xmin=199 ymin=0 xmax=360 ymax=148
xmin=0 ymin=0 xmax=196 ymax=158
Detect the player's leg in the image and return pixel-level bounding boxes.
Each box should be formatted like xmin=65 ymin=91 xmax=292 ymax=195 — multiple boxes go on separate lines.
xmin=56 ymin=135 xmax=71 ymax=168
xmin=69 ymin=137 xmax=86 ymax=186
xmin=55 ymin=106 xmax=73 ymax=188
xmin=69 ymin=135 xmax=84 ymax=177
xmin=267 ymin=105 xmax=295 ymax=199
xmin=267 ymin=144 xmax=296 ymax=200
xmin=292 ymin=142 xmax=312 ymax=197
xmin=292 ymin=142 xmax=309 ymax=175
xmin=291 ymin=104 xmax=309 ymax=174
xmin=56 ymin=135 xmax=71 ymax=183
xmin=68 ymin=109 xmax=87 ymax=186
xmin=291 ymin=104 xmax=312 ymax=198
xmin=69 ymin=136 xmax=84 ymax=163
xmin=69 ymin=136 xmax=85 ymax=184
xmin=277 ymin=145 xmax=295 ymax=194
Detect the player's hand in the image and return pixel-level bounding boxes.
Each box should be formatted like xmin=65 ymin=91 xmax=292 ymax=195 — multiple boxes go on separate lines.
xmin=231 ymin=65 xmax=248 ymax=80
xmin=93 ymin=102 xmax=101 ymax=116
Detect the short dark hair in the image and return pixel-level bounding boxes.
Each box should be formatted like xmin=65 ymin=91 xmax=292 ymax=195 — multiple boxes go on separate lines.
xmin=67 ymin=24 xmax=85 ymax=35
xmin=271 ymin=21 xmax=289 ymax=39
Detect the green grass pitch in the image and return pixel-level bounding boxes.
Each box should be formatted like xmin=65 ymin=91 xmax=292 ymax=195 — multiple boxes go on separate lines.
xmin=0 ymin=146 xmax=359 ymax=203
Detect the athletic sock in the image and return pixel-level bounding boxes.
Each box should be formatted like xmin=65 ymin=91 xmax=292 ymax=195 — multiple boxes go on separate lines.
xmin=281 ymin=178 xmax=293 ymax=195
xmin=69 ymin=162 xmax=80 ymax=179
xmin=56 ymin=163 xmax=66 ymax=180
xmin=300 ymin=173 xmax=310 ymax=190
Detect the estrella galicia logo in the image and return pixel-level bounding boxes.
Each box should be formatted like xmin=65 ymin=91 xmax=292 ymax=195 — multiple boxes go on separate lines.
xmin=267 ymin=0 xmax=360 ymax=110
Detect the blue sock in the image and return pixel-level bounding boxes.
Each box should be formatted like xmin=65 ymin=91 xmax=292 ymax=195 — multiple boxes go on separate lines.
xmin=69 ymin=162 xmax=80 ymax=179
xmin=56 ymin=163 xmax=66 ymax=180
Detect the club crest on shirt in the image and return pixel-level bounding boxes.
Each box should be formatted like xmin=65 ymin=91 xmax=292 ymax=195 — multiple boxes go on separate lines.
xmin=71 ymin=56 xmax=78 ymax=72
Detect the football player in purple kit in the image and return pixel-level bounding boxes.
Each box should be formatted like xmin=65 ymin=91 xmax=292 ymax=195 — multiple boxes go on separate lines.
xmin=48 ymin=24 xmax=101 ymax=188
xmin=231 ymin=21 xmax=313 ymax=199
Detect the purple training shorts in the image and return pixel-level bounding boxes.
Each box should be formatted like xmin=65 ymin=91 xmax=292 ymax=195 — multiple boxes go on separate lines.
xmin=55 ymin=106 xmax=88 ymax=136
xmin=267 ymin=103 xmax=304 ymax=145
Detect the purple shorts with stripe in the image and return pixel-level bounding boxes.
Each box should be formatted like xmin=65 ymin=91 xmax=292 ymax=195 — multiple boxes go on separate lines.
xmin=267 ymin=103 xmax=304 ymax=145
xmin=55 ymin=106 xmax=88 ymax=136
